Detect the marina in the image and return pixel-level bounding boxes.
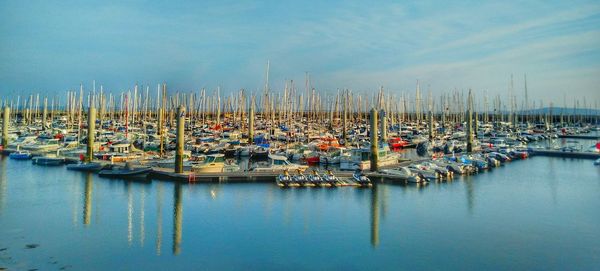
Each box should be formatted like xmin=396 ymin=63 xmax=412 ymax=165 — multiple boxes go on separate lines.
xmin=2 ymin=1 xmax=600 ymax=270
xmin=1 ymin=77 xmax=599 ymax=271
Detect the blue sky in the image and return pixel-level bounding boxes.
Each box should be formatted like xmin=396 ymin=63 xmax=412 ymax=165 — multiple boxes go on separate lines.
xmin=1 ymin=0 xmax=599 ymax=105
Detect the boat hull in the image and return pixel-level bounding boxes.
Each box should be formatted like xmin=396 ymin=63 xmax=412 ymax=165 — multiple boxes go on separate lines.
xmin=98 ymin=168 xmax=152 ymax=179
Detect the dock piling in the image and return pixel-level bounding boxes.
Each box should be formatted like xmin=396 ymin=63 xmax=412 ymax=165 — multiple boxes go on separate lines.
xmin=42 ymin=97 xmax=48 ymax=130
xmin=158 ymin=108 xmax=164 ymax=156
xmin=2 ymin=106 xmax=10 ymax=148
xmin=248 ymin=98 xmax=254 ymax=145
xmin=466 ymin=90 xmax=473 ymax=153
xmin=86 ymin=106 xmax=96 ymax=163
xmin=342 ymin=90 xmax=348 ymax=145
xmin=370 ymin=108 xmax=379 ymax=171
xmin=428 ymin=110 xmax=434 ymax=141
xmin=380 ymin=109 xmax=387 ymax=142
xmin=175 ymin=106 xmax=185 ymax=173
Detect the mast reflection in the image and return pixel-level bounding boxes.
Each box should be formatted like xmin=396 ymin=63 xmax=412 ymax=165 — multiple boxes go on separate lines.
xmin=127 ymin=183 xmax=134 ymax=246
xmin=140 ymin=186 xmax=146 ymax=247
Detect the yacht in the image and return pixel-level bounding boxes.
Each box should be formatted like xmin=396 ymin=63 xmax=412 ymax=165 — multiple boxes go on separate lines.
xmin=340 ymin=144 xmax=399 ymax=170
xmin=192 ymin=154 xmax=240 ymax=173
xmin=250 ymin=154 xmax=308 ymax=173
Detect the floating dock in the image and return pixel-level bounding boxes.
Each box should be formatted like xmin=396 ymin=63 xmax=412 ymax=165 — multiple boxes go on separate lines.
xmin=557 ymin=134 xmax=600 ymax=140
xmin=150 ymin=167 xmax=356 ymax=183
xmin=530 ymin=149 xmax=600 ymax=159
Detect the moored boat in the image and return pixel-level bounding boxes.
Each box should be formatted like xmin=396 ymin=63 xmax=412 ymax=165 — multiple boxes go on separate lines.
xmin=277 ymin=169 xmax=298 ymax=187
xmin=9 ymin=151 xmax=32 ymax=160
xmin=321 ymin=170 xmax=341 ymax=186
xmin=98 ymin=165 xmax=152 ymax=179
xmin=32 ymin=156 xmax=65 ymax=166
xmin=379 ymin=167 xmax=425 ymax=183
xmin=192 ymin=154 xmax=240 ymax=173
xmin=352 ymin=169 xmax=372 ymax=187
xmin=66 ymin=162 xmax=104 ymax=172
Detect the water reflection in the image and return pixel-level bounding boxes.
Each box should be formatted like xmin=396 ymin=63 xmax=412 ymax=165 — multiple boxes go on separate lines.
xmin=156 ymin=182 xmax=164 ymax=256
xmin=83 ymin=173 xmax=93 ymax=226
xmin=0 ymin=156 xmax=6 ymax=212
xmin=371 ymin=185 xmax=379 ymax=247
xmin=464 ymin=176 xmax=475 ymax=215
xmin=173 ymin=183 xmax=183 ymax=255
xmin=548 ymin=158 xmax=558 ymax=205
xmin=127 ymin=183 xmax=134 ymax=246
xmin=140 ymin=186 xmax=146 ymax=247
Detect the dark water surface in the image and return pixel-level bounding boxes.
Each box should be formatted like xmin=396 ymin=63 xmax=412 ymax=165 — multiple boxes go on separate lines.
xmin=1 ymin=150 xmax=599 ymax=270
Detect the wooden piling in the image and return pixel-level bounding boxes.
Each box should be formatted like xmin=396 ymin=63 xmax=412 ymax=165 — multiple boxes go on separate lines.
xmin=370 ymin=108 xmax=379 ymax=171
xmin=86 ymin=106 xmax=96 ymax=163
xmin=2 ymin=106 xmax=9 ymax=148
xmin=466 ymin=90 xmax=473 ymax=153
xmin=175 ymin=106 xmax=185 ymax=173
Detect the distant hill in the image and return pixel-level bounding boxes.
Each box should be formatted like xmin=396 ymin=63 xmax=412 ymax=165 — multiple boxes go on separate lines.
xmin=519 ymin=107 xmax=600 ymax=116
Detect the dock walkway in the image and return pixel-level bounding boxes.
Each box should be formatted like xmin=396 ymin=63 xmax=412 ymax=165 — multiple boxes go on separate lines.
xmin=530 ymin=149 xmax=600 ymax=159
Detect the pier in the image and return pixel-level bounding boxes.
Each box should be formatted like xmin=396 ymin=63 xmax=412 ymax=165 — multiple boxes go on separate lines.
xmin=150 ymin=167 xmax=356 ymax=183
xmin=530 ymin=149 xmax=600 ymax=159
xmin=557 ymin=134 xmax=600 ymax=140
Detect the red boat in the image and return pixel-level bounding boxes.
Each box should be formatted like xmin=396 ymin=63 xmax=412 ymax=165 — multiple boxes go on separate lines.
xmin=388 ymin=137 xmax=409 ymax=148
xmin=305 ymin=153 xmax=320 ymax=164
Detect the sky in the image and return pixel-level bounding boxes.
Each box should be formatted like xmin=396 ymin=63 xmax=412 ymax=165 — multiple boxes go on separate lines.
xmin=0 ymin=0 xmax=599 ymax=106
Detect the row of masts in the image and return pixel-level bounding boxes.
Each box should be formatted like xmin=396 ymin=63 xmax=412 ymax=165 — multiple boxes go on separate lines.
xmin=1 ymin=75 xmax=599 ymax=130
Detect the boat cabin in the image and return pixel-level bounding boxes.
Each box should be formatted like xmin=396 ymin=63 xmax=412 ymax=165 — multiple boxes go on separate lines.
xmin=109 ymin=143 xmax=130 ymax=153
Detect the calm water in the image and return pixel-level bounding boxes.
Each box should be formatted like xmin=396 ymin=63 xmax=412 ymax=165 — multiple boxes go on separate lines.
xmin=1 ymin=146 xmax=599 ymax=270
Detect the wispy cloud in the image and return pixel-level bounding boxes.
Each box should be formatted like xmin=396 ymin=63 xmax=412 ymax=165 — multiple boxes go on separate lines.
xmin=0 ymin=0 xmax=598 ymax=104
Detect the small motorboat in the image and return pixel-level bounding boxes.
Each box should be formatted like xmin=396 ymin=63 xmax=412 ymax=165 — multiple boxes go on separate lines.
xmin=352 ymin=169 xmax=372 ymax=187
xmin=433 ymin=159 xmax=468 ymax=175
xmin=98 ymin=164 xmax=152 ymax=179
xmin=488 ymin=152 xmax=511 ymax=163
xmin=321 ymin=170 xmax=341 ymax=186
xmin=277 ymin=169 xmax=298 ymax=187
xmin=594 ymin=158 xmax=600 ymax=166
xmin=9 ymin=151 xmax=32 ymax=160
xmin=388 ymin=137 xmax=409 ymax=149
xmin=66 ymin=162 xmax=104 ymax=172
xmin=419 ymin=162 xmax=454 ymax=179
xmin=307 ymin=170 xmax=329 ymax=187
xmin=407 ymin=164 xmax=440 ymax=180
xmin=32 ymin=156 xmax=65 ymax=166
xmin=460 ymin=156 xmax=489 ymax=171
xmin=292 ymin=169 xmax=312 ymax=187
xmin=379 ymin=167 xmax=425 ymax=183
